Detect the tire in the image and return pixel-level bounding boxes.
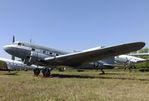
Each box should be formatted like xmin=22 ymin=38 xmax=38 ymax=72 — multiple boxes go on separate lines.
xmin=33 ymin=68 xmax=40 ymax=76
xmin=42 ymin=68 xmax=51 ymax=77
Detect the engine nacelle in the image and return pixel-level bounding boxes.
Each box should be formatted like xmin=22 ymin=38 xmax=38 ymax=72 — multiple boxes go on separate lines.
xmin=25 ymin=51 xmax=49 ymax=65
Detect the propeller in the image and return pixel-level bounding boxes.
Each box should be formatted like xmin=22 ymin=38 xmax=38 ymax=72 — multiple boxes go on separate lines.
xmin=12 ymin=35 xmax=15 ymax=60
xmin=123 ymin=58 xmax=136 ymax=71
xmin=30 ymin=39 xmax=32 ymax=43
xmin=125 ymin=57 xmax=132 ymax=65
xmin=12 ymin=35 xmax=15 ymax=43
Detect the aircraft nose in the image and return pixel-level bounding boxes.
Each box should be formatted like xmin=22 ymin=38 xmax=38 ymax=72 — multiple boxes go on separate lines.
xmin=3 ymin=45 xmax=14 ymax=54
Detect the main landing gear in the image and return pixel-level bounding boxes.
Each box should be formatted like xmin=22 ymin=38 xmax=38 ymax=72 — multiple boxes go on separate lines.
xmin=95 ymin=62 xmax=105 ymax=75
xmin=33 ymin=67 xmax=52 ymax=77
xmin=99 ymin=67 xmax=105 ymax=74
xmin=42 ymin=68 xmax=52 ymax=77
xmin=33 ymin=68 xmax=40 ymax=76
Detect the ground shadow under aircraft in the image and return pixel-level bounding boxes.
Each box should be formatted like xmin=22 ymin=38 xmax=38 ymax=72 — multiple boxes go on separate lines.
xmin=50 ymin=73 xmax=149 ymax=81
xmin=1 ymin=71 xmax=149 ymax=81
xmin=3 ymin=72 xmax=18 ymax=75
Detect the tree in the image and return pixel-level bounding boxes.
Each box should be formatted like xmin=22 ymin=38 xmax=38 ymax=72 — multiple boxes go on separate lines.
xmin=138 ymin=48 xmax=149 ymax=53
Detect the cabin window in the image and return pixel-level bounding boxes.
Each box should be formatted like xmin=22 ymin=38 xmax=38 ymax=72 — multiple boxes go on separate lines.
xmin=18 ymin=43 xmax=21 ymax=46
xmin=43 ymin=50 xmax=46 ymax=54
xmin=56 ymin=54 xmax=59 ymax=56
xmin=46 ymin=51 xmax=50 ymax=55
xmin=32 ymin=48 xmax=35 ymax=51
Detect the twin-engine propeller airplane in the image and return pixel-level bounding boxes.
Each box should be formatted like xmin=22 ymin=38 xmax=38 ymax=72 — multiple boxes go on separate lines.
xmin=3 ymin=37 xmax=145 ymax=77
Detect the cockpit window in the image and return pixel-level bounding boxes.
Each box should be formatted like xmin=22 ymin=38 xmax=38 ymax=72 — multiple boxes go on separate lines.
xmin=18 ymin=43 xmax=22 ymax=46
xmin=32 ymin=48 xmax=35 ymax=51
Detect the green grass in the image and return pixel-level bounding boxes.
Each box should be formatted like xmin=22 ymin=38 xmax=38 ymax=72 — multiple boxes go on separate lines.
xmin=0 ymin=69 xmax=149 ymax=101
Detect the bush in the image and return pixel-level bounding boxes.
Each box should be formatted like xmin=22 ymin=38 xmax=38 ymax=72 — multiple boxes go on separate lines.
xmin=139 ymin=68 xmax=149 ymax=72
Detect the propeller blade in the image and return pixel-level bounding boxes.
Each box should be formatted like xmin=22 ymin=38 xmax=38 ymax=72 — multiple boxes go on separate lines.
xmin=12 ymin=35 xmax=15 ymax=60
xmin=12 ymin=35 xmax=15 ymax=43
xmin=30 ymin=39 xmax=32 ymax=43
xmin=12 ymin=56 xmax=15 ymax=60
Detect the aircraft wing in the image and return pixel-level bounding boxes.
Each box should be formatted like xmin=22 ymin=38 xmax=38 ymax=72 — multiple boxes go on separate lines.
xmin=134 ymin=59 xmax=149 ymax=63
xmin=45 ymin=42 xmax=145 ymax=67
xmin=130 ymin=53 xmax=149 ymax=56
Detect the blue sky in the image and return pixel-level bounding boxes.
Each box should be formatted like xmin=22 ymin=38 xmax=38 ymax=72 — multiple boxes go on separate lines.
xmin=0 ymin=0 xmax=149 ymax=58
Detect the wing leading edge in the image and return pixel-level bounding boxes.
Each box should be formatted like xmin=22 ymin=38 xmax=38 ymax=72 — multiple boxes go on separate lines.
xmin=45 ymin=42 xmax=145 ymax=67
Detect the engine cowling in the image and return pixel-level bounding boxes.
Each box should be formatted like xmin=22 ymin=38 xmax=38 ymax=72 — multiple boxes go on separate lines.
xmin=24 ymin=51 xmax=49 ymax=65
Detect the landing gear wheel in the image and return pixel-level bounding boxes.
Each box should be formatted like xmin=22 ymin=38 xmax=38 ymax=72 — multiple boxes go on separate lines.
xmin=100 ymin=68 xmax=105 ymax=75
xmin=42 ymin=68 xmax=51 ymax=77
xmin=33 ymin=68 xmax=40 ymax=76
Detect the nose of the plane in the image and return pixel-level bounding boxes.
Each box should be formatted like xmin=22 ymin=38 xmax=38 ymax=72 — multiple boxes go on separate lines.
xmin=3 ymin=45 xmax=14 ymax=54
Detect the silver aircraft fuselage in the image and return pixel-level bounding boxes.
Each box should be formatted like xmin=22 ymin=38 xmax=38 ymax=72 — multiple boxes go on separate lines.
xmin=4 ymin=41 xmax=68 ymax=63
